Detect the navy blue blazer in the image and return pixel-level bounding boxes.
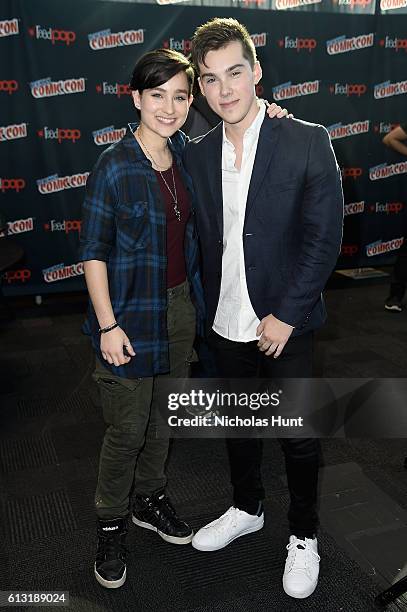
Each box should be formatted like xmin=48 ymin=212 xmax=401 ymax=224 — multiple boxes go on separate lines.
xmin=184 ymin=115 xmax=344 ymax=336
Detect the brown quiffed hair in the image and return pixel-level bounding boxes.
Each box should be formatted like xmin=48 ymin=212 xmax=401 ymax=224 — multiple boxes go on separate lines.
xmin=191 ymin=18 xmax=257 ymax=72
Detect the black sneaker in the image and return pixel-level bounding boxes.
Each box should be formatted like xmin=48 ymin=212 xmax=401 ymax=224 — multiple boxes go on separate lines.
xmin=384 ymin=296 xmax=403 ymax=312
xmin=132 ymin=489 xmax=193 ymax=544
xmin=94 ymin=518 xmax=127 ymax=588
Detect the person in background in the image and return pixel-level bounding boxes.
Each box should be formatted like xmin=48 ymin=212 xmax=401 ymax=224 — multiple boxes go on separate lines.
xmin=383 ymin=123 xmax=407 ymax=312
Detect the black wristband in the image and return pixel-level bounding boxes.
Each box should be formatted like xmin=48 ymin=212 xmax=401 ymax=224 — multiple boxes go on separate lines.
xmin=99 ymin=322 xmax=118 ymax=334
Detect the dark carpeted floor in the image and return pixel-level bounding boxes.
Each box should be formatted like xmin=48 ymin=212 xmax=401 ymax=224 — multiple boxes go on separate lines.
xmin=0 ymin=274 xmax=406 ymax=612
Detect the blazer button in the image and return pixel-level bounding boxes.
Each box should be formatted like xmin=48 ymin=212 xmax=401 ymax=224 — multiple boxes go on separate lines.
xmin=248 ymin=266 xmax=256 ymax=271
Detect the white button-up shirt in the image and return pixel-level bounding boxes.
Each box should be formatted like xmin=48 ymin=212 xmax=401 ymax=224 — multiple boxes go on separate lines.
xmin=212 ymin=103 xmax=265 ymax=342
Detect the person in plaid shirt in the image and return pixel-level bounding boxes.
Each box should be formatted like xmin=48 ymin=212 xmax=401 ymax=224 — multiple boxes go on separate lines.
xmin=79 ymin=47 xmax=289 ymax=589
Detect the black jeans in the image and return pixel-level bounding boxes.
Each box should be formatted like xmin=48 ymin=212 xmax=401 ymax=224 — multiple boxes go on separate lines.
xmin=389 ymin=238 xmax=407 ymax=300
xmin=208 ymin=330 xmax=319 ymax=538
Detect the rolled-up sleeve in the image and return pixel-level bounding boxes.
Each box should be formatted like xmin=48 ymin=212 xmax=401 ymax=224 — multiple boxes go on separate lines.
xmin=78 ymin=154 xmax=116 ymax=262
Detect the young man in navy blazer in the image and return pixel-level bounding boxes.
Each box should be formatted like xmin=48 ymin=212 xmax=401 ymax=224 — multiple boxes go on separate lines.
xmin=184 ymin=18 xmax=344 ymax=599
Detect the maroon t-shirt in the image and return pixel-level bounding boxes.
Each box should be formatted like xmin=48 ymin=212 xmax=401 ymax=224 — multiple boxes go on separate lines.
xmin=155 ymin=163 xmax=190 ymax=288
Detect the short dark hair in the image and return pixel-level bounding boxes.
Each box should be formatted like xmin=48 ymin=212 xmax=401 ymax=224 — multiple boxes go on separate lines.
xmin=191 ymin=18 xmax=257 ymax=72
xmin=130 ymin=48 xmax=194 ymax=95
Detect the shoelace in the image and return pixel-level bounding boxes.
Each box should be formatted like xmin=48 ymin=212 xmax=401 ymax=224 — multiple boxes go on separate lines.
xmin=205 ymin=507 xmax=239 ymax=532
xmin=286 ymin=538 xmax=320 ymax=572
xmin=100 ymin=533 xmax=128 ymax=560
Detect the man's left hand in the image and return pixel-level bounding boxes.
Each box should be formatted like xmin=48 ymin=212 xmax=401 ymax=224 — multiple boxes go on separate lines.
xmin=256 ymin=314 xmax=294 ymax=358
xmin=266 ymin=102 xmax=294 ymax=119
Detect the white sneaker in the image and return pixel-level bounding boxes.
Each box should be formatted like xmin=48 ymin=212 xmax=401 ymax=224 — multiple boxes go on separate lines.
xmin=192 ymin=506 xmax=264 ymax=552
xmin=282 ymin=535 xmax=320 ymax=599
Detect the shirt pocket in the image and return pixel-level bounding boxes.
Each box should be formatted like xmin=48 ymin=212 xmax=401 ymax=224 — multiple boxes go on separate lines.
xmin=116 ymin=201 xmax=150 ymax=251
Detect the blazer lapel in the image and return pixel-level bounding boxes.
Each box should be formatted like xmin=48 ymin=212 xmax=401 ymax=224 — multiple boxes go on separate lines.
xmin=245 ymin=118 xmax=281 ymax=217
xmin=207 ymin=123 xmax=223 ymax=238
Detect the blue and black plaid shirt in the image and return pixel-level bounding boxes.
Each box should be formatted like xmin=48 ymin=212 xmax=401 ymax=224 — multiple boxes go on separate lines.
xmin=79 ymin=123 xmax=205 ymax=378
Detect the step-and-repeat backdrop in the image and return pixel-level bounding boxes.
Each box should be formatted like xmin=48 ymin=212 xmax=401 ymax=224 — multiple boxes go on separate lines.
xmin=1 ymin=0 xmax=406 ymax=295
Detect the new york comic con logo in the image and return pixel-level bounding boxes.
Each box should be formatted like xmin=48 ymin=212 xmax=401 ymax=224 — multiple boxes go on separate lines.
xmin=0 ymin=18 xmax=19 ymax=38
xmin=369 ymin=161 xmax=407 ymax=180
xmin=37 ymin=127 xmax=81 ymax=143
xmin=374 ymin=79 xmax=407 ymax=99
xmin=366 ymin=237 xmax=404 ymax=256
xmin=380 ymin=0 xmax=407 ymax=10
xmin=8 ymin=217 xmax=34 ymax=235
xmin=326 ymin=33 xmax=374 ymax=54
xmin=0 ymin=122 xmax=27 ymax=142
xmin=327 ymin=120 xmax=370 ymax=140
xmin=93 ymin=126 xmax=127 ymax=146
xmin=36 ymin=172 xmax=89 ymax=194
xmin=30 ymin=77 xmax=86 ymax=99
xmin=275 ymin=0 xmax=322 ymax=10
xmin=28 ymin=25 xmax=76 ymax=45
xmin=88 ymin=28 xmax=144 ymax=51
xmin=273 ymin=80 xmax=319 ymax=100
xmin=344 ymin=201 xmax=365 ymax=216
xmin=0 ymin=80 xmax=18 ymax=95
xmin=42 ymin=262 xmax=84 ymax=283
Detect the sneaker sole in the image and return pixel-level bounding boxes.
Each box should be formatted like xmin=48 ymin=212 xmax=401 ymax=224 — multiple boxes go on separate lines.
xmin=94 ymin=563 xmax=126 ymax=589
xmin=131 ymin=516 xmax=193 ymax=545
xmin=282 ymin=578 xmax=318 ymax=599
xmin=384 ymin=305 xmax=402 ymax=312
xmin=192 ymin=515 xmax=264 ymax=551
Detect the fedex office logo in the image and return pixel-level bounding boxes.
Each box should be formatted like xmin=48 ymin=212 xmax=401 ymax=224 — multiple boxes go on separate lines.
xmin=93 ymin=126 xmax=126 ymax=146
xmin=329 ymin=83 xmax=367 ymax=96
xmin=4 ymin=269 xmax=31 ymax=283
xmin=0 ymin=122 xmax=27 ymax=141
xmin=326 ymin=33 xmax=374 ymax=54
xmin=0 ymin=19 xmax=19 ymax=38
xmin=368 ymin=202 xmax=404 ymax=214
xmin=163 ymin=38 xmax=192 ymax=54
xmin=28 ymin=25 xmax=76 ymax=45
xmin=374 ymin=122 xmax=399 ymax=134
xmin=341 ymin=167 xmax=363 ymax=179
xmin=38 ymin=127 xmax=81 ymax=143
xmin=379 ymin=36 xmax=407 ymax=51
xmin=0 ymin=80 xmax=18 ymax=95
xmin=275 ymin=0 xmax=321 ymax=10
xmin=88 ymin=28 xmax=144 ymax=51
xmin=0 ymin=177 xmax=25 ymax=192
xmin=95 ymin=82 xmax=131 ymax=98
xmin=278 ymin=37 xmax=317 ymax=52
xmin=341 ymin=244 xmax=359 ymax=256
xmin=44 ymin=219 xmax=82 ymax=233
